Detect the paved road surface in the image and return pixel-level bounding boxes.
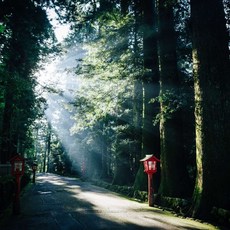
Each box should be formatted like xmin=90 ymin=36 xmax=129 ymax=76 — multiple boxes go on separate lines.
xmin=1 ymin=173 xmax=219 ymax=230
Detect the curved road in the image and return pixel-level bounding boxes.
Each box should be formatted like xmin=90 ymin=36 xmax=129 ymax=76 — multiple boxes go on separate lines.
xmin=2 ymin=173 xmax=218 ymax=230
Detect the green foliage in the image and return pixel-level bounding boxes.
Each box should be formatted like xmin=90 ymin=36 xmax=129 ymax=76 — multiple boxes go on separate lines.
xmin=155 ymin=195 xmax=191 ymax=215
xmin=133 ymin=190 xmax=148 ymax=202
xmin=49 ymin=140 xmax=69 ymax=174
xmin=70 ymin=11 xmax=137 ymax=135
xmin=93 ymin=179 xmax=135 ymax=198
xmin=0 ymin=0 xmax=57 ymax=162
xmin=150 ymin=89 xmax=189 ymax=125
xmin=65 ymin=7 xmax=143 ymax=183
xmin=0 ymin=23 xmax=5 ymax=33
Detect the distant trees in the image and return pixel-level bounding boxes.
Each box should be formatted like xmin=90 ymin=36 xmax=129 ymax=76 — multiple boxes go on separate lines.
xmin=32 ymin=117 xmax=72 ymax=174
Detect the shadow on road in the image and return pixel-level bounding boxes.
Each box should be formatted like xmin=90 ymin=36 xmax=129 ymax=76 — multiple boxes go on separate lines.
xmin=0 ymin=173 xmax=217 ymax=230
xmin=0 ymin=174 xmax=155 ymax=229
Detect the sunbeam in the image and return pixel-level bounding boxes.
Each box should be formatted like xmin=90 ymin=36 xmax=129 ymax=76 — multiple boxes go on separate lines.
xmin=36 ymin=45 xmax=86 ymax=173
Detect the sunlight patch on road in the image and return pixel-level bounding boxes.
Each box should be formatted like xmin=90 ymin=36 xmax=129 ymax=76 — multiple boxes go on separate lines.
xmin=65 ymin=185 xmax=81 ymax=189
xmin=37 ymin=191 xmax=53 ymax=195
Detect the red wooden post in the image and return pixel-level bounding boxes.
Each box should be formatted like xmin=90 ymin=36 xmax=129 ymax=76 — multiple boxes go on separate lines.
xmin=140 ymin=154 xmax=160 ymax=207
xmin=10 ymin=155 xmax=25 ymax=215
xmin=13 ymin=174 xmax=22 ymax=214
xmin=148 ymin=173 xmax=153 ymax=206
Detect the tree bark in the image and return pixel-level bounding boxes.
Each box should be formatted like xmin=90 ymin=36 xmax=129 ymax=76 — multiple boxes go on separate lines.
xmin=142 ymin=0 xmax=160 ymax=156
xmin=139 ymin=0 xmax=161 ymax=193
xmin=132 ymin=0 xmax=146 ymax=190
xmin=158 ymin=0 xmax=192 ymax=198
xmin=132 ymin=80 xmax=143 ymax=174
xmin=190 ymin=0 xmax=230 ymax=218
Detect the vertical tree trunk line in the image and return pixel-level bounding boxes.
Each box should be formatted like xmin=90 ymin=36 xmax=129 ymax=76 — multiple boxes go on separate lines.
xmin=158 ymin=0 xmax=192 ymax=198
xmin=190 ymin=0 xmax=230 ymax=218
xmin=132 ymin=0 xmax=146 ymax=190
xmin=133 ymin=0 xmax=161 ymax=191
xmin=141 ymin=0 xmax=160 ymax=158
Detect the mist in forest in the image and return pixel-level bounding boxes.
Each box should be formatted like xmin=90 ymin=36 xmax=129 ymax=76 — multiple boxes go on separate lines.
xmin=36 ymin=45 xmax=86 ymax=172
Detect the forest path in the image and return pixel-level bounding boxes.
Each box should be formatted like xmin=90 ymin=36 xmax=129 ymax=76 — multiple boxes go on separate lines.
xmin=1 ymin=173 xmax=218 ymax=230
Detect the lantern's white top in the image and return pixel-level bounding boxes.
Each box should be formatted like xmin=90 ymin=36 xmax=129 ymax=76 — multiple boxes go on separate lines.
xmin=140 ymin=154 xmax=160 ymax=162
xmin=140 ymin=154 xmax=153 ymax=161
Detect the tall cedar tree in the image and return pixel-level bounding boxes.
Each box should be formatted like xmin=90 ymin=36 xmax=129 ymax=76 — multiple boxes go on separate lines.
xmin=132 ymin=0 xmax=147 ymax=190
xmin=141 ymin=0 xmax=160 ymax=157
xmin=190 ymin=0 xmax=230 ymax=218
xmin=142 ymin=0 xmax=160 ymax=192
xmin=158 ymin=0 xmax=192 ymax=197
xmin=133 ymin=0 xmax=161 ymax=191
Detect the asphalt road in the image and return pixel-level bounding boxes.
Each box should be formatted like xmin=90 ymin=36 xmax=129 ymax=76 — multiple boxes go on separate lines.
xmin=1 ymin=173 xmax=219 ymax=230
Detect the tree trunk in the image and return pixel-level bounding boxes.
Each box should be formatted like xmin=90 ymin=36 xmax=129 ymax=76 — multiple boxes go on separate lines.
xmin=46 ymin=124 xmax=51 ymax=173
xmin=190 ymin=0 xmax=230 ymax=219
xmin=113 ymin=153 xmax=132 ymax=185
xmin=132 ymin=80 xmax=143 ymax=175
xmin=158 ymin=0 xmax=192 ymax=198
xmin=142 ymin=0 xmax=160 ymax=156
xmin=99 ymin=125 xmax=110 ymax=180
xmin=141 ymin=0 xmax=160 ymax=192
xmin=132 ymin=0 xmax=146 ymax=190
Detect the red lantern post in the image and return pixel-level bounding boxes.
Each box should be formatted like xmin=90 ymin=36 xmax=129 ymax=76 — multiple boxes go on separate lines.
xmin=10 ymin=155 xmax=25 ymax=215
xmin=140 ymin=154 xmax=160 ymax=206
